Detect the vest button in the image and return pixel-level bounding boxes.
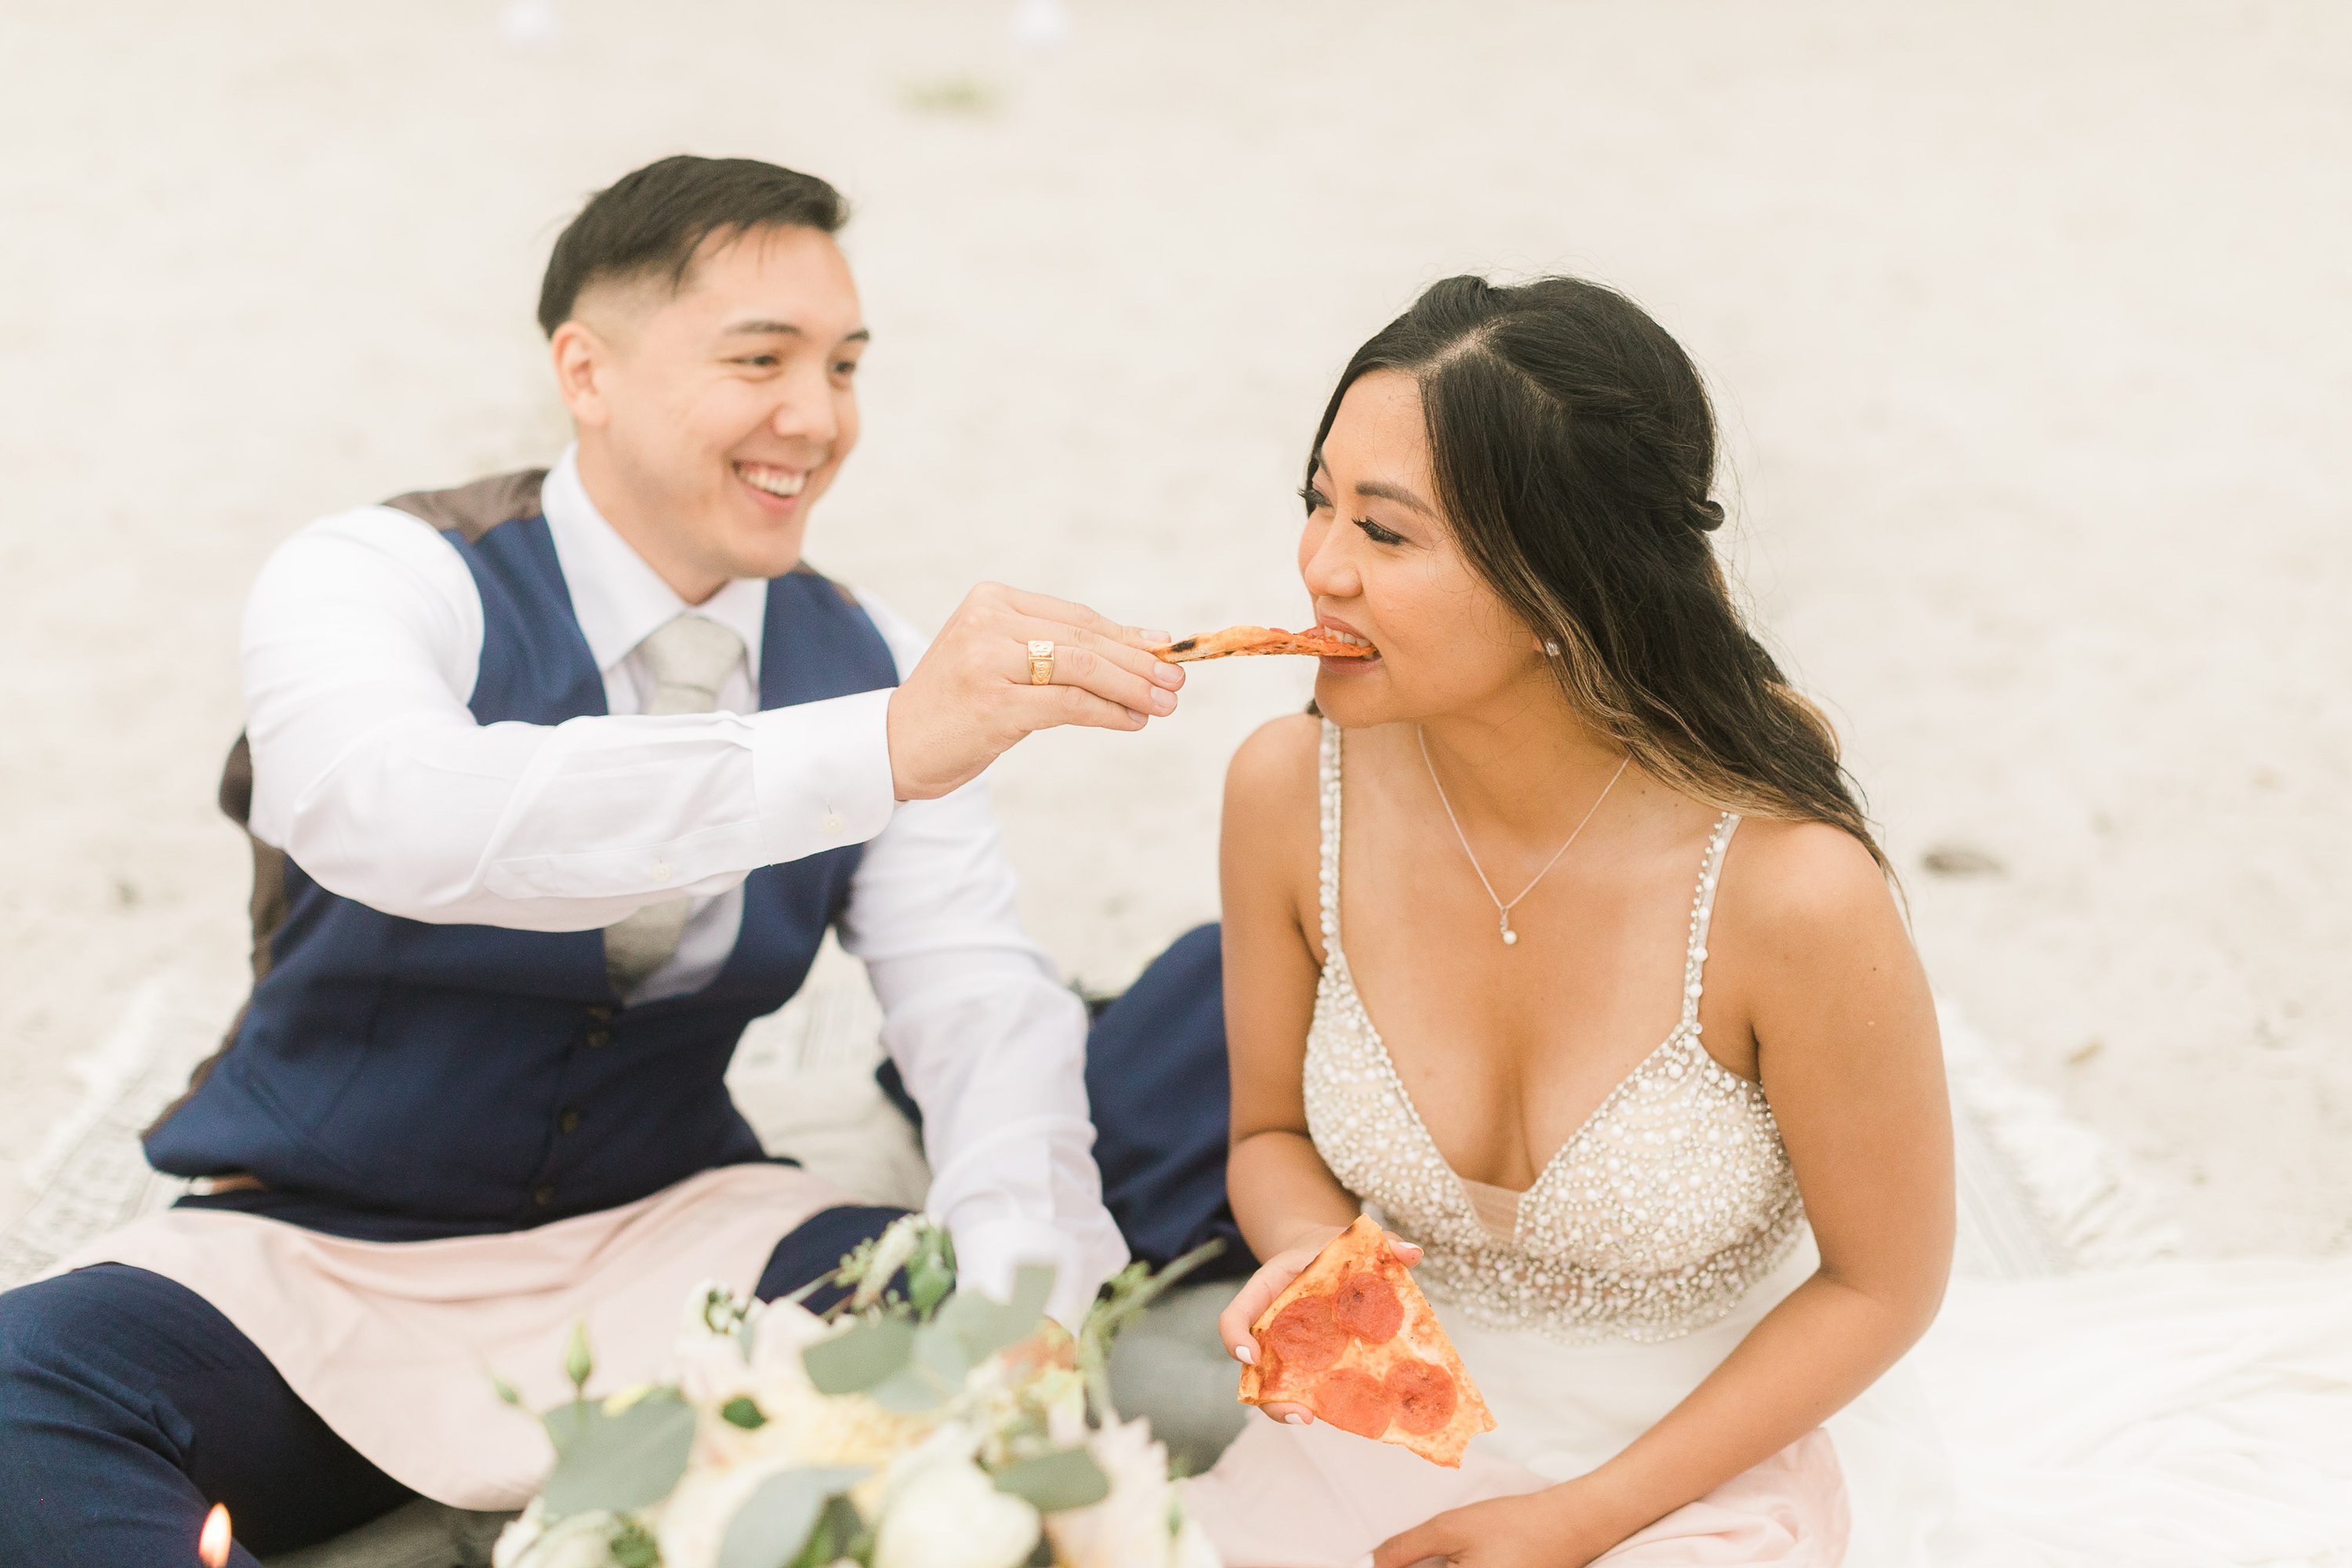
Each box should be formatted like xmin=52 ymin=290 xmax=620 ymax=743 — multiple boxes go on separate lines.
xmin=585 ymin=1004 xmax=615 ymax=1023
xmin=584 ymin=1028 xmax=612 ymax=1049
xmin=559 ymin=1109 xmax=582 ymax=1134
xmin=533 ymin=1184 xmax=556 ymax=1207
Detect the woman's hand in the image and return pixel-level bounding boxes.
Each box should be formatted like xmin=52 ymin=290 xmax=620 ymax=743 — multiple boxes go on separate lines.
xmin=1369 ymin=1485 xmax=1614 ymax=1568
xmin=1215 ymin=1222 xmax=1423 ymax=1425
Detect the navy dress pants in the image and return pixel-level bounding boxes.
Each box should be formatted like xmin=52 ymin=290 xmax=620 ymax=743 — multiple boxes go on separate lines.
xmin=0 ymin=1203 xmax=906 ymax=1565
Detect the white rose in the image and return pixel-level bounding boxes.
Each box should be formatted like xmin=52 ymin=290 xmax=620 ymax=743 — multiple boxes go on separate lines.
xmin=491 ymin=1500 xmax=624 ymax=1568
xmin=873 ymin=1455 xmax=1040 ymax=1568
xmin=1044 ymin=1417 xmax=1219 ymax=1568
xmin=1171 ymin=1512 xmax=1223 ymax=1568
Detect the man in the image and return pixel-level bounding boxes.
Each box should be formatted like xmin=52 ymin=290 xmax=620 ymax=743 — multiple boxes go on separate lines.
xmin=0 ymin=155 xmax=1190 ymax=1563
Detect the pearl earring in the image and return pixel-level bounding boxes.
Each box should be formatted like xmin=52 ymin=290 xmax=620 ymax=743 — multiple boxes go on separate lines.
xmin=1543 ymin=640 xmax=1562 ymax=656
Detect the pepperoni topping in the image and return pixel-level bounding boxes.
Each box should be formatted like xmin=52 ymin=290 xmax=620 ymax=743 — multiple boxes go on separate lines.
xmin=1261 ymin=1294 xmax=1346 ymax=1373
xmin=1385 ymin=1358 xmax=1459 ymax=1435
xmin=1314 ymin=1367 xmax=1397 ymax=1438
xmin=1333 ymin=1270 xmax=1403 ymax=1344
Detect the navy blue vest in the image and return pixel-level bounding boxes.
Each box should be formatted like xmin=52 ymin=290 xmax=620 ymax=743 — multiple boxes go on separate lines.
xmin=146 ymin=471 xmax=899 ymax=1236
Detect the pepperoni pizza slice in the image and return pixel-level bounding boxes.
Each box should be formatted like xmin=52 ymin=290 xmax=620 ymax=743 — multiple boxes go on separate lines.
xmin=1148 ymin=625 xmax=1377 ymax=662
xmin=1236 ymin=1215 xmax=1496 ymax=1467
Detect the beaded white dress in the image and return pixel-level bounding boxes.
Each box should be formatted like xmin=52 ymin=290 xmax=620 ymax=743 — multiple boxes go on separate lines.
xmin=1183 ymin=722 xmax=2352 ymax=1568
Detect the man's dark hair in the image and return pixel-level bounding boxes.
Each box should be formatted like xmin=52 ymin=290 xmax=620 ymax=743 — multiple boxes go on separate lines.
xmin=537 ymin=155 xmax=848 ymax=336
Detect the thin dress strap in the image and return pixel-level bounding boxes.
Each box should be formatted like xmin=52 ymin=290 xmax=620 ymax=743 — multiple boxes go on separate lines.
xmin=1317 ymin=720 xmax=1343 ymax=949
xmin=1680 ymin=813 xmax=1741 ymax=1032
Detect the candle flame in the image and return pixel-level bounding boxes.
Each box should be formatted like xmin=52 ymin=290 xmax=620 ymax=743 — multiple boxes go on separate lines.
xmin=198 ymin=1503 xmax=232 ymax=1568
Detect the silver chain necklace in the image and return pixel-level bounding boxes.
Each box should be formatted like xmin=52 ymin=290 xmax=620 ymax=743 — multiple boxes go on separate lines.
xmin=1417 ymin=727 xmax=1631 ymax=946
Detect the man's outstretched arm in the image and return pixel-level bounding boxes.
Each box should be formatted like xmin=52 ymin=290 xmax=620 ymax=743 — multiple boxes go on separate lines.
xmin=837 ymin=603 xmax=1130 ymax=1327
xmin=241 ymin=507 xmax=1179 ymax=930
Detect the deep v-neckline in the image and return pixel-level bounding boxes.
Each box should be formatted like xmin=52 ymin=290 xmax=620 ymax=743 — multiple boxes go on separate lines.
xmin=1315 ymin=721 xmax=1741 ymax=1238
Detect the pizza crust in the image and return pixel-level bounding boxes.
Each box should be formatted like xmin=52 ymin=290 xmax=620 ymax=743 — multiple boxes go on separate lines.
xmin=1148 ymin=625 xmax=1377 ymax=662
xmin=1236 ymin=1216 xmax=1497 ymax=1467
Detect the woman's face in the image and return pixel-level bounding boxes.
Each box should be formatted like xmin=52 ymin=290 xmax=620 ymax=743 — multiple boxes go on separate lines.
xmin=1300 ymin=370 xmax=1548 ymax=728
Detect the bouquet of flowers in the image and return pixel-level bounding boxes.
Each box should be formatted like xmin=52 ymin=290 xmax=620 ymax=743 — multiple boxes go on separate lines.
xmin=491 ymin=1217 xmax=1222 ymax=1568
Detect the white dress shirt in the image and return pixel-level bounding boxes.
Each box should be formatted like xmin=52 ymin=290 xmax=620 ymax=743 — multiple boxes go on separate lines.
xmin=238 ymin=446 xmax=1127 ymax=1317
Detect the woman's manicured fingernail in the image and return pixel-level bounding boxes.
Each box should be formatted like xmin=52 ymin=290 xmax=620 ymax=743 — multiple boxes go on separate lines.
xmin=1151 ymin=688 xmax=1176 ymax=713
xmin=1154 ymin=663 xmax=1182 ymax=688
xmin=1232 ymin=1342 xmax=1256 ymax=1365
xmin=1283 ymin=1412 xmax=1310 ymax=1425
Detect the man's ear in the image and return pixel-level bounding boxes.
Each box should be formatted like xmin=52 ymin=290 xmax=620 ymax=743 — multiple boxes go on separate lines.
xmin=550 ymin=320 xmax=614 ymax=429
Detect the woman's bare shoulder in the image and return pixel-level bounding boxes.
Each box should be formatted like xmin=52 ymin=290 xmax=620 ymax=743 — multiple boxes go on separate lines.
xmin=1221 ymin=713 xmax=1323 ymax=853
xmin=1716 ymin=815 xmax=1895 ymax=936
xmin=1225 ymin=712 xmax=1322 ymax=799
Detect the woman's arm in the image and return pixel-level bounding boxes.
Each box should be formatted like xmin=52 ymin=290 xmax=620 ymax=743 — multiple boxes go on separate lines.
xmin=1213 ymin=718 xmax=1421 ymax=1406
xmin=1376 ymin=821 xmax=1954 ymax=1566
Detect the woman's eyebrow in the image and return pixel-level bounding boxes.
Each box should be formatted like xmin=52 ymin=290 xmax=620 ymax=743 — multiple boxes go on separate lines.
xmin=1355 ymin=477 xmax=1436 ymax=517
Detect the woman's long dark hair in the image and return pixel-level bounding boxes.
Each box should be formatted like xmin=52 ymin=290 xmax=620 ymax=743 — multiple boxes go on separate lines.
xmin=1315 ymin=274 xmax=1887 ymax=870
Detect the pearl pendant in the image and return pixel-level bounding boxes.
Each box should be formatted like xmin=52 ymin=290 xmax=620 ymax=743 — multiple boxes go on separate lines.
xmin=1500 ymin=916 xmax=1519 ymax=946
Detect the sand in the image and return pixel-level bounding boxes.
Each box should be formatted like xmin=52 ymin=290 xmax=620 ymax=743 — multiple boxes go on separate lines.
xmin=2 ymin=1 xmax=2346 ymax=1254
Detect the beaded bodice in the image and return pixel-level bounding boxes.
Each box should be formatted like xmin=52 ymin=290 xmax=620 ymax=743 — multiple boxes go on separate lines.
xmin=1302 ymin=722 xmax=1804 ymax=1343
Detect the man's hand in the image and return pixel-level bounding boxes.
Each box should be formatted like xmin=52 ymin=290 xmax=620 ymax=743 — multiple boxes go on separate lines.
xmin=884 ymin=583 xmax=1185 ymax=800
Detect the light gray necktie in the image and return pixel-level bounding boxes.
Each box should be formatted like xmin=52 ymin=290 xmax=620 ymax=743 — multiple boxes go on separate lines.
xmin=604 ymin=613 xmax=748 ymax=996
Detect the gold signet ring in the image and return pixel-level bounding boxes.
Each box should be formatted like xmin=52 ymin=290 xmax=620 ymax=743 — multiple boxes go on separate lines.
xmin=1028 ymin=639 xmax=1056 ymax=685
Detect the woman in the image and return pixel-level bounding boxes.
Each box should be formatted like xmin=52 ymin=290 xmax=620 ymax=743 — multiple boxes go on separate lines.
xmin=1185 ymin=274 xmax=1959 ymax=1565
xmin=1145 ymin=271 xmax=2352 ymax=1566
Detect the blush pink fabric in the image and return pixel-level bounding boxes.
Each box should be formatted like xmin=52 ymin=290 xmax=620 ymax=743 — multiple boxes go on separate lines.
xmin=1185 ymin=1411 xmax=1847 ymax=1567
xmin=44 ymin=1163 xmax=843 ymax=1509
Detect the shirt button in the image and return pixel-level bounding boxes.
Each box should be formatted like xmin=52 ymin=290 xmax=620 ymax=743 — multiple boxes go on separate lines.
xmin=559 ymin=1109 xmax=582 ymax=1134
xmin=533 ymin=1184 xmax=556 ymax=1207
xmin=652 ymin=860 xmax=673 ymax=881
xmin=822 ymin=811 xmax=847 ymax=835
xmin=584 ymin=1028 xmax=612 ymax=1049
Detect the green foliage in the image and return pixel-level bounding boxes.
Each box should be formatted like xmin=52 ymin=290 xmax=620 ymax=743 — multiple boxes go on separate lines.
xmin=802 ymin=1315 xmax=916 ymax=1396
xmin=564 ymin=1319 xmax=595 ymax=1396
xmin=541 ymin=1392 xmax=696 ymax=1519
xmin=802 ymin=1263 xmax=1061 ymax=1414
xmin=904 ymin=1226 xmax=958 ymax=1316
xmin=991 ymin=1446 xmax=1112 ymax=1512
xmin=714 ymin=1466 xmax=868 ymax=1568
xmin=609 ymin=1519 xmax=661 ymax=1568
xmin=719 ymin=1395 xmax=767 ymax=1430
xmin=791 ymin=1494 xmax=871 ymax=1568
xmin=1077 ymin=1239 xmax=1225 ymax=1421
xmin=865 ymin=1319 xmax=975 ymax=1413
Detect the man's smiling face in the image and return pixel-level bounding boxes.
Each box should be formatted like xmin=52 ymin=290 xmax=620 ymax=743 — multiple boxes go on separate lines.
xmin=552 ymin=223 xmax=869 ymax=601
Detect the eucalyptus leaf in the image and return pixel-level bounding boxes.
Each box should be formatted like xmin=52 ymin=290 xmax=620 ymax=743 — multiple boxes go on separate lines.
xmin=802 ymin=1316 xmax=916 ymax=1396
xmin=866 ymin=1321 xmax=972 ymax=1413
xmin=542 ymin=1392 xmax=696 ymax=1518
xmin=716 ymin=1465 xmax=868 ymax=1568
xmin=720 ymin=1396 xmax=767 ymax=1430
xmin=793 ymin=1493 xmax=872 ymax=1568
xmin=906 ymin=1251 xmax=956 ymax=1316
xmin=991 ymin=1446 xmax=1111 ymax=1513
xmin=934 ymin=1263 xmax=1059 ymax=1364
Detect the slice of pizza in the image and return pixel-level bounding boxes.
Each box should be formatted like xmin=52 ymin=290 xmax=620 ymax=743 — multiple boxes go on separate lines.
xmin=1236 ymin=1215 xmax=1496 ymax=1467
xmin=1148 ymin=625 xmax=1377 ymax=662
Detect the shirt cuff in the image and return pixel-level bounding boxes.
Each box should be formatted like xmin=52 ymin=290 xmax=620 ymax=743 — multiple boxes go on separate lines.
xmin=949 ymin=1215 xmax=1107 ymax=1330
xmin=750 ymin=688 xmax=897 ymax=862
